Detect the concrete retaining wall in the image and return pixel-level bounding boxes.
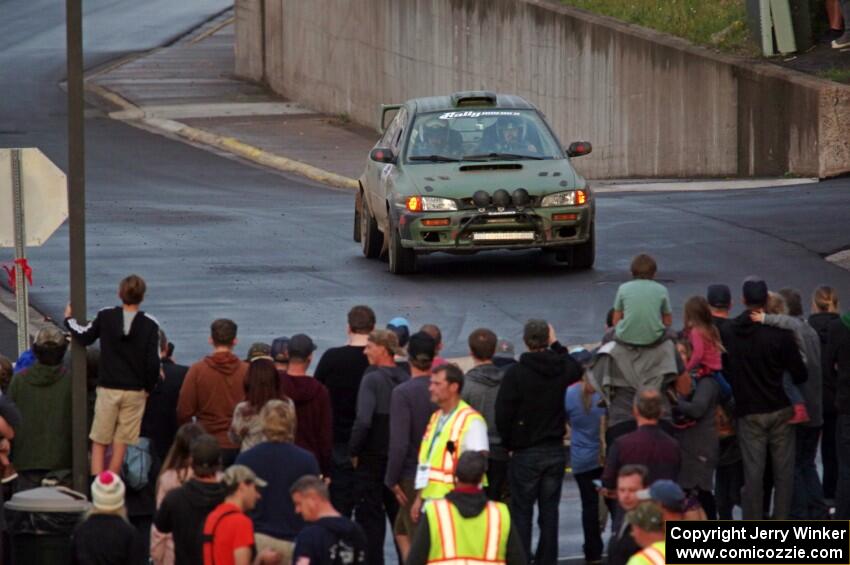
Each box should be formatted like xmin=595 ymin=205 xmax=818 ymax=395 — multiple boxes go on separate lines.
xmin=235 ymin=0 xmax=850 ymax=179
xmin=234 ymin=0 xmax=264 ymax=83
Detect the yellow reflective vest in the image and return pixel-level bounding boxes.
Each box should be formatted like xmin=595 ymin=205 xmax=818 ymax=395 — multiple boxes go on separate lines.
xmin=627 ymin=541 xmax=666 ymax=565
xmin=426 ymin=498 xmax=511 ymax=564
xmin=417 ymin=401 xmax=486 ymax=500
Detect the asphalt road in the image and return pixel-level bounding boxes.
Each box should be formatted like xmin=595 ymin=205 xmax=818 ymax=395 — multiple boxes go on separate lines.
xmin=2 ymin=0 xmax=850 ymax=561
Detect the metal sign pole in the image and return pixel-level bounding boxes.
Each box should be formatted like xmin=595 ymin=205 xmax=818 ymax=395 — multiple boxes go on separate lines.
xmin=10 ymin=149 xmax=30 ymax=357
xmin=67 ymin=0 xmax=89 ymax=495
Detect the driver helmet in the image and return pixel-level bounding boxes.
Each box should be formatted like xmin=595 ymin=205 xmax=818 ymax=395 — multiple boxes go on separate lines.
xmin=422 ymin=120 xmax=450 ymax=148
xmin=497 ymin=116 xmax=523 ymax=143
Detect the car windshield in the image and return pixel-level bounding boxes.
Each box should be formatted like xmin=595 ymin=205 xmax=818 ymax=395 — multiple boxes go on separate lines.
xmin=405 ymin=109 xmax=562 ymax=163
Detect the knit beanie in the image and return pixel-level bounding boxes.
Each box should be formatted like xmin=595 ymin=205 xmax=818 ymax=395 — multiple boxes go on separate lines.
xmin=91 ymin=471 xmax=125 ymax=512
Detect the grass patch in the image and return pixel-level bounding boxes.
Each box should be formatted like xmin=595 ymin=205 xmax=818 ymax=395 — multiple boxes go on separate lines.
xmin=817 ymin=67 xmax=850 ymax=83
xmin=561 ymin=0 xmax=758 ymax=54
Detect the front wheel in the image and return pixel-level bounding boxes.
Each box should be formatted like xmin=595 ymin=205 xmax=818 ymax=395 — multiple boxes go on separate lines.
xmin=571 ymin=222 xmax=595 ymax=269
xmin=388 ymin=224 xmax=417 ymax=274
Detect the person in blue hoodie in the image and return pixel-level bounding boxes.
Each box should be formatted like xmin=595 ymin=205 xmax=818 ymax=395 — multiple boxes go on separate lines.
xmin=565 ymin=378 xmax=606 ymax=564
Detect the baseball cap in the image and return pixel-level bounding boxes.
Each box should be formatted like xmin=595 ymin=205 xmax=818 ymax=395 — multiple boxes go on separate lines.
xmin=35 ymin=327 xmax=67 ymax=347
xmin=287 ymin=334 xmax=317 ymax=360
xmin=368 ymin=329 xmax=401 ymax=356
xmin=569 ymin=346 xmax=592 ymax=366
xmin=627 ymin=501 xmax=664 ymax=532
xmin=706 ymin=284 xmax=732 ymax=309
xmin=270 ymin=336 xmax=290 ymax=363
xmin=246 ymin=342 xmax=271 ymax=362
xmin=222 ymin=464 xmax=268 ymax=488
xmin=742 ymin=277 xmax=769 ymax=307
xmin=387 ymin=317 xmax=411 ymax=348
xmin=407 ymin=331 xmax=437 ymax=364
xmin=493 ymin=339 xmax=515 ymax=359
xmin=637 ymin=479 xmax=686 ymax=513
xmin=190 ymin=435 xmax=221 ymax=475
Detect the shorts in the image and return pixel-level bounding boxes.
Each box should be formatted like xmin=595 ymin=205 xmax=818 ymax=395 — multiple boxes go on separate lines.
xmin=89 ymin=387 xmax=147 ymax=445
xmin=255 ymin=533 xmax=294 ymax=565
xmin=393 ymin=477 xmax=417 ymax=536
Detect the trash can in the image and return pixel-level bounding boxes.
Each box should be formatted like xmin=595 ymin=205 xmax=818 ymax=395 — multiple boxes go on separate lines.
xmin=4 ymin=486 xmax=90 ymax=565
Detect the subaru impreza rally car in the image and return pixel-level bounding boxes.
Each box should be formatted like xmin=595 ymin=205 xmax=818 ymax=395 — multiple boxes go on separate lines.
xmin=354 ymin=91 xmax=594 ymax=274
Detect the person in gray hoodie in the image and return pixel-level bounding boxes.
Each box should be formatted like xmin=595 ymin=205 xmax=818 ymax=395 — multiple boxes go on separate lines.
xmin=461 ymin=327 xmax=508 ymax=502
xmin=349 ymin=329 xmax=409 ymax=565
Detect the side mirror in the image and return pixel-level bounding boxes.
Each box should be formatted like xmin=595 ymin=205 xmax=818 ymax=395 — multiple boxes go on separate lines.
xmin=370 ymin=147 xmax=396 ymax=164
xmin=567 ymin=141 xmax=592 ymax=158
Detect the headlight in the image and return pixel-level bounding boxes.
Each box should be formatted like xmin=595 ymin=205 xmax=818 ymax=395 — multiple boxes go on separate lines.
xmin=540 ymin=190 xmax=587 ymax=207
xmin=405 ymin=196 xmax=457 ymax=212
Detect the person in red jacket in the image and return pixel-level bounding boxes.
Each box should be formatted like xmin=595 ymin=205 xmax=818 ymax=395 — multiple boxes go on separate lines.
xmin=278 ymin=334 xmax=333 ymax=476
xmin=178 ymin=319 xmax=248 ymax=467
xmin=203 ymin=465 xmax=279 ymax=565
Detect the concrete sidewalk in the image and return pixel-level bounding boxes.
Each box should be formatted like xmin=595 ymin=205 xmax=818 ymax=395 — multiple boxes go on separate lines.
xmin=85 ymin=11 xmax=372 ymax=189
xmin=84 ymin=9 xmax=818 ymax=193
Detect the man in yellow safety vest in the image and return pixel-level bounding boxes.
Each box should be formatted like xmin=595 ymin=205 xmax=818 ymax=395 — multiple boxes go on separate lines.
xmin=407 ymin=451 xmax=527 ymax=565
xmin=410 ymin=364 xmax=489 ymax=523
xmin=626 ymin=502 xmax=666 ymax=565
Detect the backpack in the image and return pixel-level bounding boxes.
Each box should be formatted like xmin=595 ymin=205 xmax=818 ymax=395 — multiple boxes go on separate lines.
xmin=203 ymin=509 xmax=251 ymax=565
xmin=122 ymin=437 xmax=152 ymax=490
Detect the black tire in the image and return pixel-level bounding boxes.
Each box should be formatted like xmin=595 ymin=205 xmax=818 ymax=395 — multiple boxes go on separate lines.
xmin=360 ymin=196 xmax=383 ymax=259
xmin=353 ymin=192 xmax=362 ymax=243
xmin=571 ymin=222 xmax=595 ymax=269
xmin=388 ymin=224 xmax=417 ymax=274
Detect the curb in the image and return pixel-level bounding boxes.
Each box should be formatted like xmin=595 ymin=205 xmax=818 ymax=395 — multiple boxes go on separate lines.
xmin=83 ymin=82 xmax=359 ymax=191
xmin=85 ymin=78 xmax=821 ymax=195
xmin=187 ymin=15 xmax=235 ymax=45
xmin=0 ymin=287 xmax=63 ymax=342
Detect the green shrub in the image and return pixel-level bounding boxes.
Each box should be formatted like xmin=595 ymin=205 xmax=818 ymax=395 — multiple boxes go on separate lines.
xmin=562 ymin=0 xmax=757 ymax=54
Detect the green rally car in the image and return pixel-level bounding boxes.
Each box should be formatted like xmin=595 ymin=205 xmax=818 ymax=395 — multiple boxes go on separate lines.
xmin=353 ymin=91 xmax=595 ymax=274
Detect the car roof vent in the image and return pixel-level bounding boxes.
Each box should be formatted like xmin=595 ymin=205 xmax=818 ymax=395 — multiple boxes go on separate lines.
xmin=451 ymin=91 xmax=498 ymax=108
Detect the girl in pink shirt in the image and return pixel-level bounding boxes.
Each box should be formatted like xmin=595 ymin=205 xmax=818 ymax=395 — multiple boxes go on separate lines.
xmin=684 ymin=296 xmax=724 ymax=376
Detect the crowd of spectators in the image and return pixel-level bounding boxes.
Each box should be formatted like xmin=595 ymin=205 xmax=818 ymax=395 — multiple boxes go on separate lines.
xmin=0 ymin=258 xmax=847 ymax=565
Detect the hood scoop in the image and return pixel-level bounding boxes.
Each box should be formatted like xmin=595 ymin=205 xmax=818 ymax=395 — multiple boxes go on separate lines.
xmin=459 ymin=163 xmax=523 ymax=172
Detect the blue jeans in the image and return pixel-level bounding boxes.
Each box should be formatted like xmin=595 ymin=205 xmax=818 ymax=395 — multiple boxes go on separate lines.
xmin=509 ymin=445 xmax=565 ymax=565
xmin=835 ymin=415 xmax=850 ymax=520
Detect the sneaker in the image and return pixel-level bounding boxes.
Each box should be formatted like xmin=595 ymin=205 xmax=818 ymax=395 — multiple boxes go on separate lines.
xmin=788 ymin=403 xmax=810 ymax=424
xmin=832 ymin=32 xmax=850 ymax=49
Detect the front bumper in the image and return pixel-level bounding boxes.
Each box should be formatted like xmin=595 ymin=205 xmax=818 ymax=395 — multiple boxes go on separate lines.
xmin=396 ymin=205 xmax=593 ymax=253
